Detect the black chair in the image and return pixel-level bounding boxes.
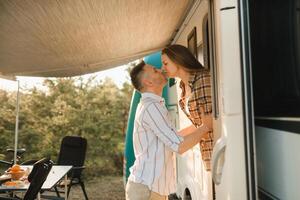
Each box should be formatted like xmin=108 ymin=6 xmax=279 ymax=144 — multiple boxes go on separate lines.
xmin=0 ymin=158 xmax=53 ymax=200
xmin=54 ymin=136 xmax=88 ymax=200
xmin=0 ymin=148 xmax=27 ymax=168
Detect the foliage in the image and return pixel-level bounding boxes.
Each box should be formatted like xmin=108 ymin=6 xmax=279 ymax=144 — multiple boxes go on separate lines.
xmin=0 ymin=73 xmax=133 ymax=176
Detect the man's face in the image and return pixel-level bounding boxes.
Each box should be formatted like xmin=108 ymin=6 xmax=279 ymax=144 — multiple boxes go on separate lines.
xmin=142 ymin=64 xmax=168 ymax=88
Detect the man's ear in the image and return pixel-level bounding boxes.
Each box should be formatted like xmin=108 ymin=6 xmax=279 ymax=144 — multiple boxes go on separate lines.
xmin=143 ymin=79 xmax=153 ymax=88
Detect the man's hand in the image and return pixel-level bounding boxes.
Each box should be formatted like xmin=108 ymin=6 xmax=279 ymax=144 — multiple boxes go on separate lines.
xmin=199 ymin=124 xmax=212 ymax=133
xmin=178 ymin=124 xmax=212 ymax=154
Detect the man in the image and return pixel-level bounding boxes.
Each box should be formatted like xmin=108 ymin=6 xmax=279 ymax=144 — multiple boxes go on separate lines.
xmin=126 ymin=61 xmax=210 ymax=200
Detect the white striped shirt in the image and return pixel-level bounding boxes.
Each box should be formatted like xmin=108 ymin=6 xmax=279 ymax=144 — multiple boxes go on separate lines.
xmin=128 ymin=92 xmax=183 ymax=195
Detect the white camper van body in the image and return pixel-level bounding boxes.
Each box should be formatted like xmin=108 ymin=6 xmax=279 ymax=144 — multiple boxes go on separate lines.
xmin=167 ymin=0 xmax=300 ymax=200
xmin=167 ymin=1 xmax=248 ymax=199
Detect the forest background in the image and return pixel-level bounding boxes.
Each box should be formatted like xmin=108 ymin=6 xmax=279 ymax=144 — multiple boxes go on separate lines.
xmin=0 ymin=67 xmax=133 ymax=178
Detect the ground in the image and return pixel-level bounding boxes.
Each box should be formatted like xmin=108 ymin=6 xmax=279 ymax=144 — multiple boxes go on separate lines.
xmin=65 ymin=176 xmax=180 ymax=200
xmin=58 ymin=176 xmax=125 ymax=200
xmin=1 ymin=175 xmax=180 ymax=200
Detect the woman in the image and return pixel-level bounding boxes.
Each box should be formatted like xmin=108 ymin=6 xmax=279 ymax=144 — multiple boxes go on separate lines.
xmin=161 ymin=44 xmax=213 ymax=171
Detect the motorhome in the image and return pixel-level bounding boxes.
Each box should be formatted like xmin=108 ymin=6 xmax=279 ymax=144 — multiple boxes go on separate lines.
xmin=127 ymin=0 xmax=300 ymax=199
xmin=161 ymin=0 xmax=300 ymax=199
xmin=1 ymin=0 xmax=299 ymax=200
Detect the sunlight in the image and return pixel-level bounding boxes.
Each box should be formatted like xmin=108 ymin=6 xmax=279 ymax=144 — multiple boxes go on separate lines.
xmin=0 ymin=65 xmax=130 ymax=92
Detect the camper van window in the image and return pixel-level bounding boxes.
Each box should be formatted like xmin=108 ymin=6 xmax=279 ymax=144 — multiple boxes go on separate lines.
xmin=250 ymin=0 xmax=300 ymax=117
xmin=187 ymin=27 xmax=197 ymax=59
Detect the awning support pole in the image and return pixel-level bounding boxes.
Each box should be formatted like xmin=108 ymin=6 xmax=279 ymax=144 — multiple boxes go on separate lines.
xmin=14 ymin=80 xmax=20 ymax=165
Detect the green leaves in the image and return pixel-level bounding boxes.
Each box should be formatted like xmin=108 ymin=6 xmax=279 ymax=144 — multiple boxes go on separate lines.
xmin=0 ymin=74 xmax=133 ymax=176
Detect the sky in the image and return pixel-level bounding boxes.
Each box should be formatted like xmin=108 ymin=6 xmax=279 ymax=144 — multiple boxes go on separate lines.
xmin=0 ymin=64 xmax=130 ymax=92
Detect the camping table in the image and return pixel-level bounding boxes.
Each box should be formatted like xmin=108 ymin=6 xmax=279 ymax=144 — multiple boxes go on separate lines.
xmin=0 ymin=165 xmax=72 ymax=200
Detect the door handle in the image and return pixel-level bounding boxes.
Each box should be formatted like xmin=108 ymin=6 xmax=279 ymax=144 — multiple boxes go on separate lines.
xmin=212 ymin=136 xmax=226 ymax=185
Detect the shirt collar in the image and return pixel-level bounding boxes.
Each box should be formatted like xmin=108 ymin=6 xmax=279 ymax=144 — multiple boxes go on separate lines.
xmin=141 ymin=92 xmax=165 ymax=103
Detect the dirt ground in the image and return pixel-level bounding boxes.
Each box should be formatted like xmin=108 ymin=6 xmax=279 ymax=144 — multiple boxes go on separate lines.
xmin=54 ymin=176 xmax=180 ymax=200
xmin=50 ymin=176 xmax=126 ymax=200
xmin=1 ymin=175 xmax=179 ymax=200
xmin=66 ymin=176 xmax=179 ymax=200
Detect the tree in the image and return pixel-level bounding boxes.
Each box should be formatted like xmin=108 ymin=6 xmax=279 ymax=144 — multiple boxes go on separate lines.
xmin=0 ymin=66 xmax=134 ymax=176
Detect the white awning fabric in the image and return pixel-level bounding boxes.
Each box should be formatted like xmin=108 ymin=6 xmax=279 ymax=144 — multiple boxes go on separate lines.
xmin=0 ymin=0 xmax=193 ymax=77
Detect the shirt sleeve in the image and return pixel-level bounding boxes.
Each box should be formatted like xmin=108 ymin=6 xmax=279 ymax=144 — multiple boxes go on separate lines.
xmin=194 ymin=72 xmax=212 ymax=115
xmin=142 ymin=102 xmax=183 ymax=152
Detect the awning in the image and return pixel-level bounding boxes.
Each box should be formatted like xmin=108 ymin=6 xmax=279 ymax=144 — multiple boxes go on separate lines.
xmin=0 ymin=0 xmax=194 ymax=77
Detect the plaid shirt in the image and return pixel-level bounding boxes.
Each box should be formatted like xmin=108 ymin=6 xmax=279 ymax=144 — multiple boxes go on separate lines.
xmin=179 ymin=69 xmax=213 ymax=171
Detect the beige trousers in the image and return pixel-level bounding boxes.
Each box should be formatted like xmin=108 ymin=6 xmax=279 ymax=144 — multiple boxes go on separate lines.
xmin=126 ymin=181 xmax=167 ymax=200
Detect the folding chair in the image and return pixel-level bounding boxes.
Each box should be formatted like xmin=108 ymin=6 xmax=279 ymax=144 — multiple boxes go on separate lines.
xmin=0 ymin=158 xmax=53 ymax=200
xmin=54 ymin=136 xmax=88 ymax=200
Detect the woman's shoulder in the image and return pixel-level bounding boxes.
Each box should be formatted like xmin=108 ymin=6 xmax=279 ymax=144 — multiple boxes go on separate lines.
xmin=199 ymin=67 xmax=210 ymax=74
xmin=193 ymin=68 xmax=210 ymax=80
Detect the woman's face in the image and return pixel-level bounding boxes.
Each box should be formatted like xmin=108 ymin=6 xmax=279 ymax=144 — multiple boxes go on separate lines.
xmin=161 ymin=54 xmax=179 ymax=78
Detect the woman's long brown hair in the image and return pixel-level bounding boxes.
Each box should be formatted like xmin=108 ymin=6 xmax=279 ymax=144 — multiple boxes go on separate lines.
xmin=162 ymin=44 xmax=204 ymax=72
